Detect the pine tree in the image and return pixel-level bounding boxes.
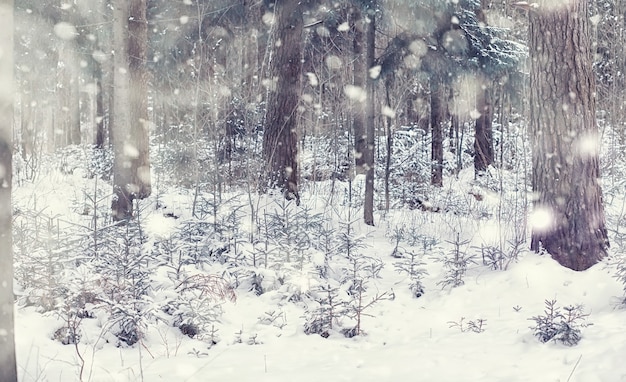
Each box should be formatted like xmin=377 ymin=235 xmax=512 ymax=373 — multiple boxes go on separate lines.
xmin=528 ymin=0 xmax=609 ymax=270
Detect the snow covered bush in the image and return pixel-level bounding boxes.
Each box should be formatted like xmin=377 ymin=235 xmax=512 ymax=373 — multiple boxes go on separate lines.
xmin=394 ymin=251 xmax=428 ymax=298
xmin=529 ymin=299 xmax=591 ymax=346
xmin=448 ymin=317 xmax=487 ymax=333
xmin=474 ymin=238 xmax=523 ymax=271
xmin=96 ymin=223 xmax=154 ymax=346
xmin=613 ymin=256 xmax=626 ymax=306
xmin=14 ymin=210 xmax=82 ymax=311
xmin=304 ymin=282 xmax=347 ymax=338
xmin=435 ymin=233 xmax=477 ymax=289
xmin=165 ymin=275 xmax=235 ymax=341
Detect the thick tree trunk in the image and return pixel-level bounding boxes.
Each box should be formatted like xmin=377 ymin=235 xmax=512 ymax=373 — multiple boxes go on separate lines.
xmin=529 ymin=0 xmax=609 ymax=270
xmin=0 ymin=1 xmax=17 ymax=380
xmin=128 ymin=0 xmax=150 ymax=198
xmin=430 ymin=79 xmax=444 ymax=187
xmin=111 ymin=0 xmax=150 ymax=219
xmin=111 ymin=0 xmax=151 ymax=220
xmin=111 ymin=0 xmax=133 ymax=220
xmin=262 ymin=0 xmax=303 ymax=204
xmin=474 ymin=84 xmax=493 ymax=174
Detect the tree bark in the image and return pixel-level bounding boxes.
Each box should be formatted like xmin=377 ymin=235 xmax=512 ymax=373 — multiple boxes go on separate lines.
xmin=351 ymin=5 xmax=367 ymax=174
xmin=262 ymin=0 xmax=303 ymax=204
xmin=57 ymin=42 xmax=81 ymax=147
xmin=363 ymin=0 xmax=376 ymax=226
xmin=128 ymin=0 xmax=150 ymax=198
xmin=95 ymin=73 xmax=105 ymax=149
xmin=0 ymin=1 xmax=17 ymax=379
xmin=430 ymin=79 xmax=444 ymax=187
xmin=111 ymin=0 xmax=151 ymax=220
xmin=474 ymin=84 xmax=493 ymax=174
xmin=529 ymin=0 xmax=609 ymax=270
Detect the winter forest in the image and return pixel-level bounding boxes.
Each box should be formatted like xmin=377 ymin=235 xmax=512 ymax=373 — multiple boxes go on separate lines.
xmin=1 ymin=0 xmax=626 ymax=380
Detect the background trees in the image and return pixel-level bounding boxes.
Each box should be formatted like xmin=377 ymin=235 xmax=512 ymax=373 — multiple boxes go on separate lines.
xmin=7 ymin=0 xmax=622 ymax=267
xmin=4 ymin=1 xmax=626 ymax=377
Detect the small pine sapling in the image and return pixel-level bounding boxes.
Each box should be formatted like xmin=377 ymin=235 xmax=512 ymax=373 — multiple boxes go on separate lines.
xmin=448 ymin=317 xmax=487 ymax=333
xmin=394 ymin=251 xmax=428 ymax=298
xmin=614 ymin=252 xmax=626 ymax=306
xmin=386 ymin=225 xmax=406 ymax=258
xmin=435 ymin=233 xmax=476 ymax=289
xmin=529 ymin=299 xmax=591 ymax=346
xmin=304 ymin=283 xmax=347 ymax=337
xmin=96 ymin=223 xmax=153 ymax=346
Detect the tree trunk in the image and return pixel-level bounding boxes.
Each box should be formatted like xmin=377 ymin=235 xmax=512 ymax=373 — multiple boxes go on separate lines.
xmin=363 ymin=0 xmax=376 ymax=226
xmin=262 ymin=0 xmax=303 ymax=204
xmin=474 ymin=84 xmax=493 ymax=174
xmin=95 ymin=73 xmax=105 ymax=149
xmin=0 ymin=1 xmax=17 ymax=379
xmin=128 ymin=0 xmax=150 ymax=198
xmin=57 ymin=43 xmax=81 ymax=147
xmin=529 ymin=0 xmax=609 ymax=270
xmin=351 ymin=5 xmax=367 ymax=174
xmin=111 ymin=0 xmax=151 ymax=221
xmin=430 ymin=79 xmax=444 ymax=187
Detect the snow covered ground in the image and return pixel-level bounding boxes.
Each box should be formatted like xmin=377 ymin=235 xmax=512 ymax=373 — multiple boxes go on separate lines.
xmin=12 ymin=165 xmax=626 ymax=382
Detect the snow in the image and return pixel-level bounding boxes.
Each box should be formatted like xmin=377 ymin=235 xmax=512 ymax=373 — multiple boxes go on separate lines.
xmin=53 ymin=22 xmax=78 ymax=41
xmin=12 ymin=166 xmax=626 ymax=382
xmin=14 ymin=251 xmax=626 ymax=381
xmin=528 ymin=206 xmax=553 ymax=232
xmin=337 ymin=22 xmax=349 ymax=32
xmin=344 ymin=85 xmax=366 ymax=102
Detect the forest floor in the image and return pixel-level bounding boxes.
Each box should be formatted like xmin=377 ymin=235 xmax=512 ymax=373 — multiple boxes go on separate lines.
xmin=11 ymin=157 xmax=626 ymax=382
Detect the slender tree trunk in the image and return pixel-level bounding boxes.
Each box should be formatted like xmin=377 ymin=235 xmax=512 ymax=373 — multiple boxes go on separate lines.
xmin=384 ymin=77 xmax=394 ymax=212
xmin=430 ymin=79 xmax=444 ymax=187
xmin=262 ymin=0 xmax=303 ymax=204
xmin=363 ymin=0 xmax=376 ymax=226
xmin=351 ymin=5 xmax=367 ymax=174
xmin=0 ymin=1 xmax=17 ymax=379
xmin=57 ymin=43 xmax=81 ymax=146
xmin=529 ymin=0 xmax=609 ymax=270
xmin=95 ymin=73 xmax=105 ymax=149
xmin=474 ymin=83 xmax=493 ymax=174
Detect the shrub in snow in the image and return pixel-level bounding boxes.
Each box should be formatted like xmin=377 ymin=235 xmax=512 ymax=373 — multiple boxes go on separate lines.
xmin=96 ymin=223 xmax=154 ymax=346
xmin=303 ymin=282 xmax=348 ymax=337
xmin=447 ymin=317 xmax=487 ymax=333
xmin=393 ymin=251 xmax=428 ymax=298
xmin=435 ymin=233 xmax=477 ymax=289
xmin=474 ymin=237 xmax=523 ymax=271
xmin=529 ymin=299 xmax=591 ymax=346
xmin=375 ymin=127 xmax=433 ymax=209
xmin=166 ymin=274 xmax=235 ymax=340
xmin=615 ymin=257 xmax=626 ymax=306
xmin=258 ymin=310 xmax=287 ymax=330
xmin=337 ymin=218 xmax=390 ymax=336
xmin=14 ymin=211 xmax=80 ymax=311
xmin=261 ymin=199 xmax=325 ymax=260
